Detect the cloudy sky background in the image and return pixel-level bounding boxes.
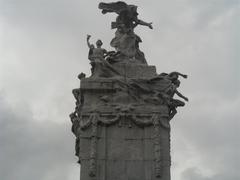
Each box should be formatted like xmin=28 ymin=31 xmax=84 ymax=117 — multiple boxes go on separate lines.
xmin=0 ymin=0 xmax=239 ymax=180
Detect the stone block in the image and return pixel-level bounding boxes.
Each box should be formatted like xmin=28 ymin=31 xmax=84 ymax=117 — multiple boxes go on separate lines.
xmin=107 ymin=138 xmax=126 ymax=160
xmin=81 ymin=78 xmax=115 ymax=91
xmin=96 ymin=160 xmax=106 ymax=180
xmin=107 ymin=160 xmax=126 ymax=180
xmin=144 ymin=126 xmax=154 ymax=139
xmin=125 ymin=123 xmax=144 ymax=140
xmin=112 ymin=63 xmax=157 ymax=79
xmin=79 ymin=138 xmax=90 ymax=159
xmin=107 ymin=125 xmax=126 ymax=140
xmin=144 ymin=139 xmax=154 ymax=160
xmin=97 ymin=138 xmax=106 ymax=160
xmin=126 ymin=160 xmax=145 ymax=180
xmin=125 ymin=139 xmax=143 ymax=160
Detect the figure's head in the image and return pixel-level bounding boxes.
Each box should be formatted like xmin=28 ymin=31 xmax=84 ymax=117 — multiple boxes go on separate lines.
xmin=173 ymin=79 xmax=181 ymax=87
xmin=78 ymin=72 xmax=86 ymax=80
xmin=69 ymin=112 xmax=76 ymax=121
xmin=169 ymin=72 xmax=178 ymax=81
xmin=96 ymin=40 xmax=103 ymax=47
xmin=129 ymin=5 xmax=138 ymax=13
xmin=90 ymin=44 xmax=94 ymax=49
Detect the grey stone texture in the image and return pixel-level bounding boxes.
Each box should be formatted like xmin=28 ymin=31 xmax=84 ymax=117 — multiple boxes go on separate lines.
xmin=79 ymin=124 xmax=170 ymax=180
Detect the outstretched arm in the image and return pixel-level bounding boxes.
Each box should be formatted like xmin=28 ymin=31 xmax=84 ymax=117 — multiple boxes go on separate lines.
xmin=135 ymin=19 xmax=153 ymax=29
xmin=175 ymin=90 xmax=188 ymax=101
xmin=171 ymin=72 xmax=188 ymax=79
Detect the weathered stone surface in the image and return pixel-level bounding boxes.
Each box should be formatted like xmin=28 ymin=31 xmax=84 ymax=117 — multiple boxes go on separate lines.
xmin=70 ymin=64 xmax=188 ymax=180
xmin=78 ymin=124 xmax=171 ymax=180
xmin=70 ymin=69 xmax=184 ymax=179
xmin=112 ymin=63 xmax=157 ymax=78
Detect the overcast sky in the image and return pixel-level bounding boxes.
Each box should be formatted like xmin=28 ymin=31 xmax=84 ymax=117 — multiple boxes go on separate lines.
xmin=0 ymin=0 xmax=239 ymax=180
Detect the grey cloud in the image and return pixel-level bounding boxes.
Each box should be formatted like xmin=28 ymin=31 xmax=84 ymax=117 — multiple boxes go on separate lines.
xmin=181 ymin=167 xmax=239 ymax=180
xmin=0 ymin=95 xmax=79 ymax=180
xmin=185 ymin=0 xmax=240 ymax=29
xmin=172 ymin=89 xmax=240 ymax=178
xmin=181 ymin=168 xmax=212 ymax=180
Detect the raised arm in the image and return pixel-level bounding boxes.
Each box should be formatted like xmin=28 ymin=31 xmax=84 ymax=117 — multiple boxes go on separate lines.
xmin=170 ymin=72 xmax=188 ymax=79
xmin=87 ymin=34 xmax=92 ymax=48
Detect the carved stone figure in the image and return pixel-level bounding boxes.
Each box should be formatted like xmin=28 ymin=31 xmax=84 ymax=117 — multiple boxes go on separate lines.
xmin=87 ymin=35 xmax=107 ymax=74
xmin=99 ymin=1 xmax=152 ymax=64
xmin=87 ymin=35 xmax=107 ymax=61
xmin=69 ymin=112 xmax=81 ymax=162
xmin=70 ymin=2 xmax=188 ymax=180
xmin=78 ymin=72 xmax=86 ymax=80
xmin=86 ymin=35 xmax=121 ymax=78
xmin=160 ymin=72 xmax=188 ymax=120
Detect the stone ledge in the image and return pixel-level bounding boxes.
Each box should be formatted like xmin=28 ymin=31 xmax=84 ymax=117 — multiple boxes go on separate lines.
xmin=112 ymin=63 xmax=157 ymax=78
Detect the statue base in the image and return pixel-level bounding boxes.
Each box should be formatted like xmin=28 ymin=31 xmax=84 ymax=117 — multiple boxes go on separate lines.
xmin=77 ymin=64 xmax=171 ymax=180
xmin=79 ymin=123 xmax=171 ymax=180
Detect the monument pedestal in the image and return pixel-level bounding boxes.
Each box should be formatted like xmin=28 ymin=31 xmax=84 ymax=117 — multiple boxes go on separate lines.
xmin=79 ymin=120 xmax=171 ymax=180
xmin=76 ymin=64 xmax=171 ymax=180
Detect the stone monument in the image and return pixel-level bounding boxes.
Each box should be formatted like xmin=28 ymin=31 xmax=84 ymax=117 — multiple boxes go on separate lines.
xmin=70 ymin=1 xmax=188 ymax=180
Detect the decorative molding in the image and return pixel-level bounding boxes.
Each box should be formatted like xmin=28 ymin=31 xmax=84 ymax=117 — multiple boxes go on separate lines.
xmin=89 ymin=113 xmax=98 ymax=177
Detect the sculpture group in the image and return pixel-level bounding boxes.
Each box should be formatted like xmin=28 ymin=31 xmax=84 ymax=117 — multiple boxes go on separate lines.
xmin=70 ymin=2 xmax=188 ymax=180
